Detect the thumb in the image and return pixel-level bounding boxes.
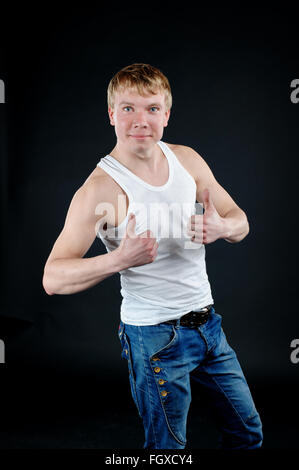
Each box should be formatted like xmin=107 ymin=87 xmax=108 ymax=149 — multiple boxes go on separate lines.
xmin=203 ymin=188 xmax=214 ymax=211
xmin=125 ymin=213 xmax=137 ymax=238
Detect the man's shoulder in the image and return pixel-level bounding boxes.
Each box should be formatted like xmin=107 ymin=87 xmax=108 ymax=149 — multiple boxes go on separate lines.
xmin=77 ymin=165 xmax=128 ymax=210
xmin=77 ymin=165 xmax=128 ymax=226
xmin=164 ymin=142 xmax=190 ymax=153
xmin=82 ymin=165 xmax=111 ymax=187
xmin=164 ymin=142 xmax=203 ymax=161
xmin=164 ymin=142 xmax=206 ymax=175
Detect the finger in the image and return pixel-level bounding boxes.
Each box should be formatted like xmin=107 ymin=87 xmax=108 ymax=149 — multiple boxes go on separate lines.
xmin=190 ymin=222 xmax=203 ymax=231
xmin=151 ymin=241 xmax=159 ymax=255
xmin=125 ymin=213 xmax=136 ymax=238
xmin=189 ymin=214 xmax=203 ymax=228
xmin=140 ymin=229 xmax=154 ymax=239
xmin=187 ymin=229 xmax=195 ymax=238
xmin=203 ymin=188 xmax=216 ymax=211
xmin=188 ymin=223 xmax=203 ymax=234
xmin=191 ymin=235 xmax=202 ymax=244
xmin=202 ymin=188 xmax=211 ymax=208
xmin=188 ymin=231 xmax=203 ymax=244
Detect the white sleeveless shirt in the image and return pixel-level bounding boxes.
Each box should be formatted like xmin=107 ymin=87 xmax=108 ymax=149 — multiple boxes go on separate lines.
xmin=96 ymin=141 xmax=213 ymax=326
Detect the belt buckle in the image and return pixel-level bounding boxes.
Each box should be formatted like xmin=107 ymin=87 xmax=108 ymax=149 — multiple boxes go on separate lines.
xmin=199 ymin=307 xmax=208 ymax=313
xmin=188 ymin=308 xmax=210 ymax=327
xmin=179 ymin=305 xmax=212 ymax=328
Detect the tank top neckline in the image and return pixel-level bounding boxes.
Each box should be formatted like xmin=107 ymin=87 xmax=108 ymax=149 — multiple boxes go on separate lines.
xmin=104 ymin=141 xmax=174 ymax=192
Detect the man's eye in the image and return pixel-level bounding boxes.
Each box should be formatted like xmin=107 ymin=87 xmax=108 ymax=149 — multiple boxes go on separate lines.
xmin=149 ymin=107 xmax=159 ymax=112
xmin=123 ymin=106 xmax=132 ymax=112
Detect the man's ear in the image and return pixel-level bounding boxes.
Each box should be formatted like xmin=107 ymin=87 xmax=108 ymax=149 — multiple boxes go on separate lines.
xmin=108 ymin=106 xmax=115 ymax=126
xmin=164 ymin=109 xmax=171 ymax=128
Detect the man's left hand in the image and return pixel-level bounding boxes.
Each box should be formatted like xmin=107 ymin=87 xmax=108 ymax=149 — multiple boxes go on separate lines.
xmin=187 ymin=188 xmax=226 ymax=245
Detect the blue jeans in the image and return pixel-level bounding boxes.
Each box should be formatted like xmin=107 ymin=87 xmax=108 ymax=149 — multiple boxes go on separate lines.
xmin=118 ymin=307 xmax=263 ymax=449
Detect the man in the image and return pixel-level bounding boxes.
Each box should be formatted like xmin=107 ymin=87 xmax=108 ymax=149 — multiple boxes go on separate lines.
xmin=43 ymin=63 xmax=263 ymax=450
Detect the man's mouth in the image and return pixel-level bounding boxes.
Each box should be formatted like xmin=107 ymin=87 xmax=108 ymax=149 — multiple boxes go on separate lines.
xmin=129 ymin=135 xmax=151 ymax=139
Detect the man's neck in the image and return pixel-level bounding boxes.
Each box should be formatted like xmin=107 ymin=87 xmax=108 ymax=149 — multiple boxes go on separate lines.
xmin=110 ymin=141 xmax=163 ymax=174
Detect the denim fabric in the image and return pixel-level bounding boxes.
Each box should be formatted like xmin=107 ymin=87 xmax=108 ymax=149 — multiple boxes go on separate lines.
xmin=118 ymin=307 xmax=263 ymax=449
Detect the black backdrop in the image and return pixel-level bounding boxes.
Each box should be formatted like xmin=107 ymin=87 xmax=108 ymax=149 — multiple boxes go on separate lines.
xmin=0 ymin=5 xmax=298 ymax=453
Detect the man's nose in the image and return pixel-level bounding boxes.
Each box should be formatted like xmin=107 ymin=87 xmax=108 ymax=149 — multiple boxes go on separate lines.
xmin=133 ymin=111 xmax=148 ymax=127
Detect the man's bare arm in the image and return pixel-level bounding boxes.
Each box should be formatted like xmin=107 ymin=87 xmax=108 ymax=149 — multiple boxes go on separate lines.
xmin=43 ymin=252 xmax=122 ymax=295
xmin=221 ymin=207 xmax=249 ymax=243
xmin=42 ymin=177 xmax=158 ymax=295
xmin=42 ymin=179 xmax=123 ymax=295
xmin=179 ymin=145 xmax=249 ymax=245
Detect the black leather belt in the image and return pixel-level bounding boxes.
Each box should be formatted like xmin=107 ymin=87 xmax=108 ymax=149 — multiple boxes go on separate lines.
xmin=164 ymin=304 xmax=213 ymax=328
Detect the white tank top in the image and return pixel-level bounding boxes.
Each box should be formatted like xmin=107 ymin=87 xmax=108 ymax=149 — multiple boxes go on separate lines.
xmin=96 ymin=141 xmax=213 ymax=326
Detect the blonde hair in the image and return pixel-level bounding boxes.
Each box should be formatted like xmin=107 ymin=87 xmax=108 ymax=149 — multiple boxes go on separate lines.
xmin=107 ymin=63 xmax=172 ymax=111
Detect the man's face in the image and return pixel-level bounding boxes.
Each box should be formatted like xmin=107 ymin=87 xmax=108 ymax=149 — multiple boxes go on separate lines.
xmin=108 ymin=88 xmax=170 ymax=152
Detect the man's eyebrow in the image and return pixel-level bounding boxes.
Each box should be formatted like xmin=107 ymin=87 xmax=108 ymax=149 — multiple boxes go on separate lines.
xmin=119 ymin=101 xmax=162 ymax=107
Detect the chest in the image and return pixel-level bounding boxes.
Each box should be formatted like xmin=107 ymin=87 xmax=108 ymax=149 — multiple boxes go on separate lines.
xmin=96 ymin=152 xmax=197 ymax=229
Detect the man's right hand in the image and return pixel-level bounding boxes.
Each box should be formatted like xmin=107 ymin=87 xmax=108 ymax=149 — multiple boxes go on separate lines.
xmin=116 ymin=213 xmax=159 ymax=270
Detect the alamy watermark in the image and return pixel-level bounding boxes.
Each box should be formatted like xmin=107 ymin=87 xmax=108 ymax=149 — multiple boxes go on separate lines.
xmin=290 ymin=79 xmax=299 ymax=104
xmin=290 ymin=339 xmax=299 ymax=364
xmin=0 ymin=339 xmax=4 ymax=363
xmin=0 ymin=79 xmax=4 ymax=103
xmin=94 ymin=197 xmax=205 ymax=249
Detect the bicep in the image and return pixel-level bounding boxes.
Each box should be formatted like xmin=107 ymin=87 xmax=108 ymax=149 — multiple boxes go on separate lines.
xmin=45 ymin=185 xmax=103 ymax=265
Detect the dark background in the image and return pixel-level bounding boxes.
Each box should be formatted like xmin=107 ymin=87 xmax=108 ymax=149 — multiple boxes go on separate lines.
xmin=0 ymin=5 xmax=298 ymax=452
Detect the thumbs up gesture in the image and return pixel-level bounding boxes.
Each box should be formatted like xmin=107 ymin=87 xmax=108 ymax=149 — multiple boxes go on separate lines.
xmin=116 ymin=213 xmax=159 ymax=270
xmin=187 ymin=188 xmax=225 ymax=245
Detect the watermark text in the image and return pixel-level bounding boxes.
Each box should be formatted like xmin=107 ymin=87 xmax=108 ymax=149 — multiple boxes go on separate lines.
xmin=94 ymin=197 xmax=204 ymax=249
xmin=290 ymin=339 xmax=299 ymax=364
xmin=0 ymin=79 xmax=4 ymax=103
xmin=290 ymin=79 xmax=299 ymax=104
xmin=0 ymin=339 xmax=4 ymax=363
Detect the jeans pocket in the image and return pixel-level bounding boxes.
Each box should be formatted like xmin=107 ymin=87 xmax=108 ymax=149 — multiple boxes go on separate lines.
xmin=119 ymin=327 xmax=142 ymax=418
xmin=149 ymin=324 xmax=178 ymax=360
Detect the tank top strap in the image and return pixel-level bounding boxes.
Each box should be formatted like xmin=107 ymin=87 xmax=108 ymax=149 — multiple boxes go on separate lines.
xmin=97 ymin=156 xmax=134 ymax=206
